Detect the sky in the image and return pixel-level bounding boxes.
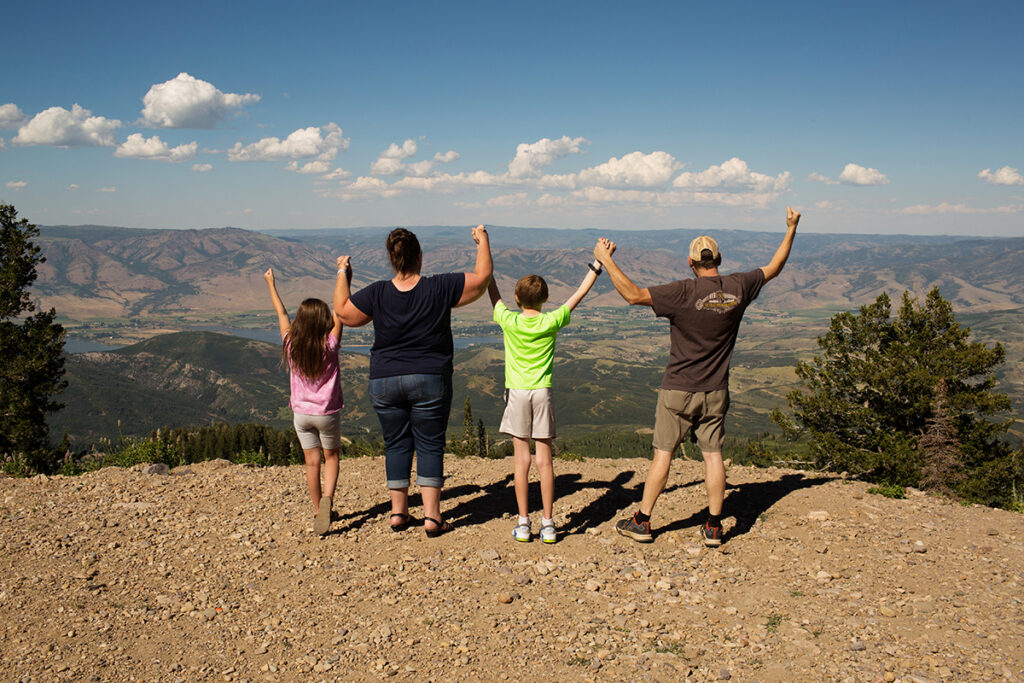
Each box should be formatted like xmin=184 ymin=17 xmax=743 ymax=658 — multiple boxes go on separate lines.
xmin=1 ymin=1 xmax=1022 ymax=236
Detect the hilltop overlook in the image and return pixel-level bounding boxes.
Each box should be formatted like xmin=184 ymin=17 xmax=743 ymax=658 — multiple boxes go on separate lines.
xmin=1 ymin=457 xmax=1022 ymax=681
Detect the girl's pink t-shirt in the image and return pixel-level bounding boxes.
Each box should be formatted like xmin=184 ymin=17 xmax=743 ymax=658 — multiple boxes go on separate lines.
xmin=288 ymin=334 xmax=343 ymax=415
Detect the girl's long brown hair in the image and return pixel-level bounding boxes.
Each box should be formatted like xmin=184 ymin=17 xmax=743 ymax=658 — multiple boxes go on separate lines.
xmin=283 ymin=298 xmax=334 ymax=380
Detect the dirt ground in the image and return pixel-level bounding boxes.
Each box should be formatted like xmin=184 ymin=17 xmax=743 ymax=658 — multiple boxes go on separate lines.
xmin=2 ymin=456 xmax=1022 ymax=682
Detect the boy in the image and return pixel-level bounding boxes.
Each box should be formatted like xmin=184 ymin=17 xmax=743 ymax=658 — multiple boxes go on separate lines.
xmin=487 ymin=254 xmax=607 ymax=543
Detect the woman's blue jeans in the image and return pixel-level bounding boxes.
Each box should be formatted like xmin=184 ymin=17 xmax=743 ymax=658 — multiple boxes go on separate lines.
xmin=368 ymin=373 xmax=452 ymax=489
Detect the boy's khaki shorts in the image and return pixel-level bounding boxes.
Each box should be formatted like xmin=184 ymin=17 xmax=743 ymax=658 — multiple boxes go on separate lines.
xmin=652 ymin=388 xmax=729 ymax=453
xmin=499 ymin=388 xmax=556 ymax=439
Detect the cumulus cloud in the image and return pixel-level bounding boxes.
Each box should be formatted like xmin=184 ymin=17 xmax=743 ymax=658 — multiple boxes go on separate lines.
xmin=486 ymin=192 xmax=530 ymax=207
xmin=13 ymin=104 xmax=121 ymax=147
xmin=807 ymin=172 xmax=838 ymax=185
xmin=67 ymin=183 xmax=79 ymax=191
xmin=320 ymin=168 xmax=351 ymax=181
xmin=838 ymin=163 xmax=889 ymax=186
xmin=96 ymin=186 xmax=117 ymax=193
xmin=192 ymin=163 xmax=213 ymax=172
xmin=978 ymin=166 xmax=1024 ymax=186
xmin=6 ymin=181 xmax=27 ymax=190
xmin=508 ymin=136 xmax=589 ymax=178
xmin=114 ymin=133 xmax=197 ymax=162
xmin=227 ymin=124 xmax=348 ymax=170
xmin=0 ymin=103 xmax=27 ymax=129
xmin=0 ymin=138 xmax=6 ymax=150
xmin=286 ymin=159 xmax=333 ymax=174
xmin=370 ymin=140 xmax=460 ymax=177
xmin=576 ymin=151 xmax=681 ymax=189
xmin=433 ymin=150 xmax=460 ymax=163
xmin=673 ymin=158 xmax=791 ymax=194
xmin=141 ymin=73 xmax=260 ymax=128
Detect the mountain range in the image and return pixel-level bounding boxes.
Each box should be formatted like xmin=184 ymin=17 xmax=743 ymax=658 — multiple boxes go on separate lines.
xmin=35 ymin=224 xmax=1024 ymax=319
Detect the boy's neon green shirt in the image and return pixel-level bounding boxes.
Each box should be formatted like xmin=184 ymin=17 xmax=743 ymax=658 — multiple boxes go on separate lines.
xmin=493 ymin=301 xmax=571 ymax=389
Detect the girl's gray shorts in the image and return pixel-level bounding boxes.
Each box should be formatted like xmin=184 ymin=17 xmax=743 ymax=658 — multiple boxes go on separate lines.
xmin=293 ymin=412 xmax=342 ymax=450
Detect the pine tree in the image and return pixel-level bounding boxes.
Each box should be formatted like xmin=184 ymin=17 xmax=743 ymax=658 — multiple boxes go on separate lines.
xmin=0 ymin=205 xmax=66 ymax=471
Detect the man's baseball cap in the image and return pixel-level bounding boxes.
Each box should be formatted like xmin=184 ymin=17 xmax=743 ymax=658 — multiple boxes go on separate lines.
xmin=689 ymin=235 xmax=720 ymax=261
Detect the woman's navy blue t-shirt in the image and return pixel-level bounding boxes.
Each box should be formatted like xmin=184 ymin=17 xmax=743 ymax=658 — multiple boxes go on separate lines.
xmin=349 ymin=273 xmax=465 ymax=379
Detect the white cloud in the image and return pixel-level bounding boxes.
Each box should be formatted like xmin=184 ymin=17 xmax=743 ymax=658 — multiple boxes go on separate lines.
xmin=114 ymin=133 xmax=197 ymax=161
xmin=486 ymin=192 xmax=530 ymax=207
xmin=576 ymin=151 xmax=681 ymax=188
xmin=838 ymin=163 xmax=889 ymax=186
xmin=0 ymin=138 xmax=6 ymax=150
xmin=228 ymin=123 xmax=348 ymax=167
xmin=13 ymin=104 xmax=121 ymax=147
xmin=898 ymin=202 xmax=1023 ymax=215
xmin=433 ymin=150 xmax=460 ymax=163
xmin=6 ymin=181 xmax=27 ymax=190
xmin=320 ymin=167 xmax=351 ymax=181
xmin=508 ymin=136 xmax=589 ymax=178
xmin=815 ymin=200 xmax=837 ymax=210
xmin=673 ymin=158 xmax=791 ymax=194
xmin=0 ymin=103 xmax=27 ymax=129
xmin=978 ymin=166 xmax=1024 ymax=186
xmin=192 ymin=163 xmax=213 ymax=172
xmin=807 ymin=172 xmax=838 ymax=185
xmin=141 ymin=73 xmax=260 ymax=128
xmin=96 ymin=186 xmax=117 ymax=193
xmin=67 ymin=183 xmax=80 ymax=191
xmin=286 ymin=159 xmax=333 ymax=174
xmin=370 ymin=140 xmax=460 ymax=177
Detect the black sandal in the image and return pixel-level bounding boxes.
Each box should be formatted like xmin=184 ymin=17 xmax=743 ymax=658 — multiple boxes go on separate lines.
xmin=390 ymin=513 xmax=412 ymax=532
xmin=423 ymin=516 xmax=453 ymax=538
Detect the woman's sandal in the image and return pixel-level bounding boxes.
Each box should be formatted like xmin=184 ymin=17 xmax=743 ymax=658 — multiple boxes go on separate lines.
xmin=423 ymin=516 xmax=453 ymax=538
xmin=389 ymin=513 xmax=412 ymax=532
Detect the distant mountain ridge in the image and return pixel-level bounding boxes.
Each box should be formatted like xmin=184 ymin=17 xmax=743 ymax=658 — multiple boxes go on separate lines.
xmin=35 ymin=224 xmax=1024 ymax=318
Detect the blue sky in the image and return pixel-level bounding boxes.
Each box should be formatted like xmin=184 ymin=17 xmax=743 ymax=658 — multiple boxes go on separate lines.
xmin=1 ymin=1 xmax=1022 ymax=235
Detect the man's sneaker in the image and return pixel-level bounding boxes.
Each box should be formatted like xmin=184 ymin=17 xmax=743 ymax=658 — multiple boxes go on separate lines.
xmin=699 ymin=520 xmax=723 ymax=547
xmin=513 ymin=522 xmax=531 ymax=542
xmin=539 ymin=522 xmax=557 ymax=544
xmin=615 ymin=513 xmax=653 ymax=543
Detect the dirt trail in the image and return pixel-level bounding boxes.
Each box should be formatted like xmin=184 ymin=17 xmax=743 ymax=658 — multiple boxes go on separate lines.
xmin=1 ymin=457 xmax=1022 ymax=682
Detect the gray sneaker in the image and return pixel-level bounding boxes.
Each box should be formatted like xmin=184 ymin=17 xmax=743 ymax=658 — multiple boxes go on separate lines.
xmin=615 ymin=513 xmax=653 ymax=543
xmin=513 ymin=522 xmax=531 ymax=543
xmin=539 ymin=521 xmax=557 ymax=544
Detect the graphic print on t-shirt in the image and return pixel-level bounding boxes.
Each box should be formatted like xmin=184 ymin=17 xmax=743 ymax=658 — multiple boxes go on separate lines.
xmin=695 ymin=291 xmax=741 ymax=314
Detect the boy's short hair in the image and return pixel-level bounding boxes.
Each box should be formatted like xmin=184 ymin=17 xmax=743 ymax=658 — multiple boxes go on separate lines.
xmin=515 ymin=274 xmax=548 ymax=308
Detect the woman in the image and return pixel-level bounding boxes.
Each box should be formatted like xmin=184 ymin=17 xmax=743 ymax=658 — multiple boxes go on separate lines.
xmin=334 ymin=225 xmax=492 ymax=536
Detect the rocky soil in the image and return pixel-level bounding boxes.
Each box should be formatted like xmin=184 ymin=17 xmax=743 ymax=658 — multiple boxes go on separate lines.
xmin=2 ymin=457 xmax=1022 ymax=682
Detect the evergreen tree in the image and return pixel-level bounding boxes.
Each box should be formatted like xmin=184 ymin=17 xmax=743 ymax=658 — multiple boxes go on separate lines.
xmin=772 ymin=287 xmax=1021 ymax=506
xmin=0 ymin=205 xmax=66 ymax=471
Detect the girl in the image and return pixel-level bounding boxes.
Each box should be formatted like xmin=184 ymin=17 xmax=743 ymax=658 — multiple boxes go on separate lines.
xmin=264 ymin=263 xmax=349 ymax=536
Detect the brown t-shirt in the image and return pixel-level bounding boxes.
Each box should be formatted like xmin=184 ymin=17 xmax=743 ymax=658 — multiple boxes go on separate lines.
xmin=648 ymin=269 xmax=766 ymax=392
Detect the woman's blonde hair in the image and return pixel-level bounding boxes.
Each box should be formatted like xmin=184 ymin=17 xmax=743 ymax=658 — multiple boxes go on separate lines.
xmin=283 ymin=298 xmax=333 ymax=380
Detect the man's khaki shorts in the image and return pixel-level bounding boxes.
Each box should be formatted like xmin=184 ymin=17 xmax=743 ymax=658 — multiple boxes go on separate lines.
xmin=499 ymin=388 xmax=556 ymax=439
xmin=652 ymin=388 xmax=729 ymax=453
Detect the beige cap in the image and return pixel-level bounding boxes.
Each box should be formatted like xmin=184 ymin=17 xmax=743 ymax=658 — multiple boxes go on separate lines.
xmin=689 ymin=235 xmax=720 ymax=261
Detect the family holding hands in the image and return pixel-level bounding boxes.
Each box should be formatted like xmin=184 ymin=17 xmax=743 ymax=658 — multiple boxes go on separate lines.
xmin=264 ymin=207 xmax=800 ymax=547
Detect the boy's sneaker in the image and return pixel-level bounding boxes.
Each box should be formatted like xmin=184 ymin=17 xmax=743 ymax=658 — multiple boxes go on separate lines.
xmin=539 ymin=522 xmax=557 ymax=544
xmin=699 ymin=520 xmax=723 ymax=547
xmin=615 ymin=513 xmax=653 ymax=543
xmin=513 ymin=522 xmax=532 ymax=542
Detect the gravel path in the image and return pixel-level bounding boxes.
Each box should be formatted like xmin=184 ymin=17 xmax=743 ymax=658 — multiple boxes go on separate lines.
xmin=2 ymin=457 xmax=1022 ymax=682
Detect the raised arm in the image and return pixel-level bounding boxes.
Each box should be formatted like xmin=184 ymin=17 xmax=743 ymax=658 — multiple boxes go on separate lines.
xmin=563 ymin=262 xmax=600 ymax=311
xmin=264 ymin=268 xmax=291 ymax=339
xmin=760 ymin=206 xmax=801 ymax=282
xmin=594 ymin=238 xmax=652 ymax=307
xmin=487 ymin=276 xmax=502 ymax=308
xmin=456 ymin=224 xmax=493 ymax=307
xmin=333 ymin=255 xmax=372 ymax=327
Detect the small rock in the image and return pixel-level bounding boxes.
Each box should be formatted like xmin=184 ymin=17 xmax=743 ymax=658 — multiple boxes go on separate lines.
xmin=718 ymin=669 xmax=732 ymax=680
xmin=202 ymin=608 xmax=217 ymax=620
xmin=585 ymin=580 xmax=602 ymax=592
xmin=497 ymin=593 xmax=514 ymax=604
xmin=807 ymin=510 xmax=830 ymax=521
xmin=850 ymin=641 xmax=867 ymax=651
xmin=879 ymin=607 xmax=897 ymax=618
xmin=143 ymin=464 xmax=170 ymax=476
xmin=986 ymin=528 xmax=998 ymax=536
xmin=479 ymin=549 xmax=499 ymax=562
xmin=913 ymin=541 xmax=927 ymax=553
xmin=533 ymin=564 xmax=549 ymax=576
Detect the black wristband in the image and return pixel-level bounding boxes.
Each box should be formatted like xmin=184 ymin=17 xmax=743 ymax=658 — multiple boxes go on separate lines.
xmin=588 ymin=259 xmax=602 ymax=274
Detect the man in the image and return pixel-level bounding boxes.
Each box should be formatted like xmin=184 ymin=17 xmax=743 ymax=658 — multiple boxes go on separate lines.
xmin=594 ymin=207 xmax=801 ymax=546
